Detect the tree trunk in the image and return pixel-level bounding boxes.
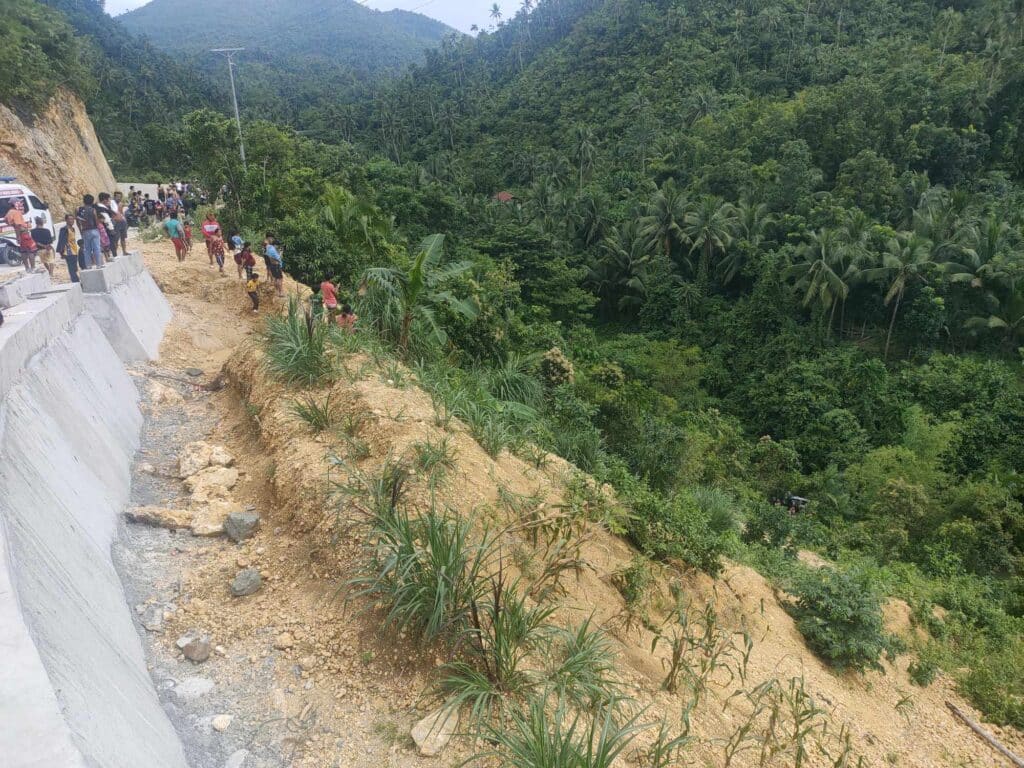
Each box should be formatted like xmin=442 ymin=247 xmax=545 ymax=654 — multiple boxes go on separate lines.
xmin=885 ymin=288 xmax=903 ymax=360
xmin=399 ymin=310 xmax=413 ymax=353
xmin=828 ymin=300 xmax=838 ymax=338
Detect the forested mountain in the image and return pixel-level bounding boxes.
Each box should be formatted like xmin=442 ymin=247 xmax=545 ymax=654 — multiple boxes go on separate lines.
xmin=9 ymin=0 xmax=1024 ymax=739
xmin=120 ymin=0 xmax=452 ymax=71
xmin=21 ymin=0 xmax=224 ymax=173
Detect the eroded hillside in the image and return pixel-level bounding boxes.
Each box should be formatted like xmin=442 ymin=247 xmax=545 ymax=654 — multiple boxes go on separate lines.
xmin=126 ymin=236 xmax=1024 ymax=768
xmin=0 ymin=88 xmax=115 ymax=211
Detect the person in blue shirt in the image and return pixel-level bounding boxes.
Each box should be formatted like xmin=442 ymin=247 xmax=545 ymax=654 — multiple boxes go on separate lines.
xmin=263 ymin=232 xmax=284 ymax=296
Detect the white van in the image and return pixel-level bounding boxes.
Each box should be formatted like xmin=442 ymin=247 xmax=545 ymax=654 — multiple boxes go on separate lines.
xmin=0 ymin=179 xmax=56 ymax=265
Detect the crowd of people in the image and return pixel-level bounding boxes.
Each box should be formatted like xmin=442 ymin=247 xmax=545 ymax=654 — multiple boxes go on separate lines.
xmin=3 ymin=190 xmax=131 ymax=282
xmin=3 ymin=181 xmax=356 ymax=330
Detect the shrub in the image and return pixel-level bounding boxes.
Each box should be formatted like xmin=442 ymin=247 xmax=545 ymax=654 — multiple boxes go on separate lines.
xmin=625 ymin=482 xmax=739 ymax=575
xmin=742 ymin=503 xmax=798 ymax=553
xmin=787 ymin=566 xmax=887 ymax=671
xmin=476 ymin=694 xmax=687 ymax=768
xmin=412 ymin=436 xmax=457 ymax=483
xmin=550 ymin=617 xmax=620 ymax=710
xmin=264 ymin=297 xmax=334 ymax=386
xmin=349 ymin=499 xmax=490 ymax=644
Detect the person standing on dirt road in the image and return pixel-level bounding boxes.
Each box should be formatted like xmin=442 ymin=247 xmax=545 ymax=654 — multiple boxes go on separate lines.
xmin=163 ymin=212 xmax=188 ymax=262
xmin=112 ymin=191 xmax=129 ymax=254
xmin=31 ymin=217 xmax=55 ymax=278
xmin=201 ymin=212 xmax=221 ymax=267
xmin=76 ymin=194 xmax=104 ymax=270
xmin=263 ymin=233 xmax=284 ymax=297
xmin=246 ymin=271 xmax=260 ymax=313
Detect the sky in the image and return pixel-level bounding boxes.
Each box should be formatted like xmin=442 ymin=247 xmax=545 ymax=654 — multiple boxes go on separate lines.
xmin=107 ymin=0 xmax=497 ymax=33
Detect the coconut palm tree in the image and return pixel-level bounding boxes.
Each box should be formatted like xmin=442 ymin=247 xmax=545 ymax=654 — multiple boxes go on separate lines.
xmin=784 ymin=228 xmax=852 ymax=334
xmin=362 ymin=234 xmax=478 ymax=353
xmin=947 ymin=214 xmax=1015 ymax=293
xmin=684 ymin=195 xmax=737 ymax=292
xmin=571 ymin=124 xmax=597 ymax=193
xmin=861 ymin=232 xmax=938 ymax=358
xmin=966 ymin=292 xmax=1024 ymax=347
xmin=719 ymin=197 xmax=774 ymax=285
xmin=639 ymin=179 xmax=688 ymax=263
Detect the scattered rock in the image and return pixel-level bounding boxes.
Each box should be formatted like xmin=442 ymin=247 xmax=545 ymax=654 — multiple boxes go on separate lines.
xmin=126 ymin=506 xmax=192 ymax=530
xmin=185 ymin=466 xmax=240 ymax=504
xmin=190 ymin=500 xmax=243 ymax=537
xmin=231 ymin=568 xmax=262 ymax=597
xmin=176 ymin=629 xmax=212 ymax=663
xmin=185 ymin=367 xmax=204 ymax=377
xmin=141 ymin=604 xmax=164 ymax=632
xmin=274 ymin=632 xmax=295 ymax=650
xmin=179 ymin=441 xmax=213 ymax=478
xmin=299 ymin=655 xmax=317 ymax=672
xmin=211 ymin=714 xmax=233 ymax=732
xmin=209 ymin=445 xmax=235 ymax=468
xmin=150 ymin=380 xmax=184 ymax=406
xmin=137 ymin=462 xmax=156 ymax=475
xmin=225 ymin=749 xmax=249 ymax=768
xmin=224 ymin=510 xmax=260 ymax=543
xmin=411 ymin=706 xmax=459 ymax=757
xmin=174 ymin=676 xmax=215 ymax=701
xmin=179 ymin=441 xmax=237 ymax=478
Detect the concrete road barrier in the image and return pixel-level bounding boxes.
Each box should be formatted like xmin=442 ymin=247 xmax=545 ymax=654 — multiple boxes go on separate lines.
xmin=0 ymin=279 xmax=187 ymax=767
xmin=80 ymin=251 xmax=172 ymax=362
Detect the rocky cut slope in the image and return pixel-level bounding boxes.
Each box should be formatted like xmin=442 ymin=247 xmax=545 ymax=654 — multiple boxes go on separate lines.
xmin=0 ymin=87 xmax=116 ymax=213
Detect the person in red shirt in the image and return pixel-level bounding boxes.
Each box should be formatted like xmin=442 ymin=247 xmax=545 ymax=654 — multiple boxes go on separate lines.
xmin=239 ymin=243 xmax=256 ymax=279
xmin=201 ymin=212 xmax=220 ymax=266
xmin=320 ymin=277 xmax=339 ymax=323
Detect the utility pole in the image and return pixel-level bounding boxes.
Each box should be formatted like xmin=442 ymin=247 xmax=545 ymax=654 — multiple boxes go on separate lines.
xmin=210 ymin=48 xmax=247 ymax=171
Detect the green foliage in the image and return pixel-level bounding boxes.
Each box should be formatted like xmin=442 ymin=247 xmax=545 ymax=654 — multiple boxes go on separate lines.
xmin=625 ymin=483 xmax=740 ymax=575
xmin=263 ymin=298 xmax=334 ymax=386
xmin=349 ymin=494 xmax=490 ymax=644
xmin=412 ymin=435 xmax=457 ymax=483
xmin=788 ymin=566 xmax=888 ymax=672
xmin=0 ymin=0 xmax=91 ymax=110
xmin=289 ymin=394 xmax=338 ymax=432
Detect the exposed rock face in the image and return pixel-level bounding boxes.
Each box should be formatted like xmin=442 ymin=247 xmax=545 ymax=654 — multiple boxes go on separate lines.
xmin=0 ymin=88 xmax=116 ymax=214
xmin=179 ymin=441 xmax=235 ymax=478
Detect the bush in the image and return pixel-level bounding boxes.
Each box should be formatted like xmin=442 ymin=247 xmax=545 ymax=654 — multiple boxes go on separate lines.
xmin=625 ymin=482 xmax=739 ymax=575
xmin=264 ymin=298 xmax=334 ymax=386
xmin=349 ymin=497 xmax=490 ymax=644
xmin=788 ymin=566 xmax=887 ymax=671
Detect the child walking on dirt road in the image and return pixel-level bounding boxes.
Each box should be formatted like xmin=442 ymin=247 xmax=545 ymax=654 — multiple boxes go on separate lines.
xmin=246 ymin=272 xmax=260 ymax=313
xmin=164 ymin=212 xmax=187 ymax=262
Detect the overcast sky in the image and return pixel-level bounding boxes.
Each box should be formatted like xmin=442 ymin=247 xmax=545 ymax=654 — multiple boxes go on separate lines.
xmin=108 ymin=0 xmax=498 ymax=33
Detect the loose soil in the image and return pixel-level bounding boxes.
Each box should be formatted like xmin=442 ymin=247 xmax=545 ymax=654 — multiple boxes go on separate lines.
xmin=119 ymin=234 xmax=1024 ymax=768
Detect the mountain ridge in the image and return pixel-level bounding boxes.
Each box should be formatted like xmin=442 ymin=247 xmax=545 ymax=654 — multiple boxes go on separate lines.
xmin=120 ymin=0 xmax=457 ymax=72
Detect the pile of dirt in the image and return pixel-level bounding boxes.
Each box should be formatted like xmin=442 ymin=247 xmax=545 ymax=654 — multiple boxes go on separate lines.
xmin=134 ymin=237 xmax=1024 ymax=768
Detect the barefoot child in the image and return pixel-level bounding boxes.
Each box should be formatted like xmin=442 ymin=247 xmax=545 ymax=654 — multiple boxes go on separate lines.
xmin=210 ymin=232 xmax=226 ymax=274
xmin=246 ymin=271 xmax=260 ymax=313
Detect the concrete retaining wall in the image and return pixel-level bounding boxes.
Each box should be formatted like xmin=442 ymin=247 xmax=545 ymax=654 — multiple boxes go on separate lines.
xmin=0 ymin=286 xmax=188 ymax=767
xmin=80 ymin=251 xmax=172 ymax=362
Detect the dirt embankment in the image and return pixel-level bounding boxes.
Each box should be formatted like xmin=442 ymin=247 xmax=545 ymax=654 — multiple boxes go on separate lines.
xmin=135 ymin=237 xmax=1024 ymax=768
xmin=0 ymin=88 xmax=116 ymax=213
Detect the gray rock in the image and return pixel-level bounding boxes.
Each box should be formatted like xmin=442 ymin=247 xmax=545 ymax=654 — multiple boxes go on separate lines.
xmin=225 ymin=749 xmax=249 ymax=768
xmin=185 ymin=367 xmax=204 ymax=377
xmin=224 ymin=511 xmax=260 ymax=543
xmin=176 ymin=629 xmax=212 ymax=663
xmin=141 ymin=604 xmax=164 ymax=632
xmin=231 ymin=568 xmax=262 ymax=597
xmin=174 ymin=676 xmax=215 ymax=701
xmin=411 ymin=705 xmax=459 ymax=757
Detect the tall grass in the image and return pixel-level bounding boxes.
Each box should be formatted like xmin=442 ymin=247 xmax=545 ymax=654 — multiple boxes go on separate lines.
xmin=440 ymin=572 xmax=554 ymax=722
xmin=349 ymin=489 xmax=491 ymax=643
xmin=474 ymin=694 xmax=687 ymax=768
xmin=265 ymin=297 xmax=334 ymax=386
xmin=290 ymin=394 xmax=338 ymax=432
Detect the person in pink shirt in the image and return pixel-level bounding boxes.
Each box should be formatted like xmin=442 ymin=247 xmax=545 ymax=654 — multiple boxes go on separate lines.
xmin=320 ymin=277 xmax=339 ymax=323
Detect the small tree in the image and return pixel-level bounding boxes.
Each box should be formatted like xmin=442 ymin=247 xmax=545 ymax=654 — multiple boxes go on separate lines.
xmin=363 ymin=234 xmax=478 ymax=354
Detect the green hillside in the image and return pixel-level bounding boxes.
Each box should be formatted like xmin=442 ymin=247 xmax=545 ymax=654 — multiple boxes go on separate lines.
xmin=119 ymin=0 xmax=455 ymax=73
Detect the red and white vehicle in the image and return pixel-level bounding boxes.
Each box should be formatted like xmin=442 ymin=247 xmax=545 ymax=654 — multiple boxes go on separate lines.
xmin=0 ymin=180 xmax=55 ymax=265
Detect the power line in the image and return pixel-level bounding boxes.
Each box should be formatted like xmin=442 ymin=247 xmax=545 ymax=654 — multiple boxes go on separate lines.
xmin=210 ymin=48 xmax=247 ymax=172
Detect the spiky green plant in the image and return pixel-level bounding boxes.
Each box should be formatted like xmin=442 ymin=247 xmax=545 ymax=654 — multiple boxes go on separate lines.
xmin=290 ymin=394 xmax=338 ymax=432
xmin=265 ymin=296 xmax=334 ymax=386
